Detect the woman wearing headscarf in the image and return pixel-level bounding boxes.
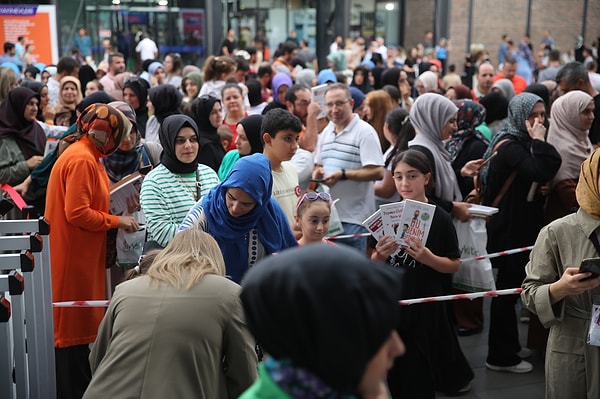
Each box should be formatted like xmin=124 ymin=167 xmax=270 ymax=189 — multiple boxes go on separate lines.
xmin=522 ymin=149 xmax=600 ymax=399
xmin=408 ymin=93 xmax=471 ymax=221
xmin=446 ymin=100 xmax=489 ymax=198
xmin=415 ymin=70 xmax=439 ymax=96
xmin=239 ymin=244 xmax=406 ymax=399
xmin=478 ymin=91 xmax=509 ymax=140
xmin=545 ymin=90 xmax=594 ymax=222
xmin=181 ymin=71 xmax=203 ymax=106
xmin=180 ymin=153 xmax=297 ymax=283
xmin=261 ymin=72 xmax=292 ymax=114
xmin=217 ymin=114 xmax=264 ymax=180
xmin=140 ymin=114 xmax=219 ymax=248
xmin=83 ymin=229 xmax=258 ymax=399
xmin=491 ymin=78 xmax=516 ymax=102
xmin=122 ymin=76 xmax=150 ymax=138
xmin=0 ymin=87 xmax=45 ymax=216
xmin=45 ymin=103 xmax=137 ymax=399
xmin=50 ymin=76 xmax=83 ymax=127
xmin=481 ymin=92 xmax=561 ymax=374
xmin=144 ymin=84 xmax=182 ymax=143
xmin=351 ymin=65 xmax=374 ymax=94
xmin=107 ymin=71 xmax=134 ymax=101
xmin=189 ymin=94 xmax=226 ymax=173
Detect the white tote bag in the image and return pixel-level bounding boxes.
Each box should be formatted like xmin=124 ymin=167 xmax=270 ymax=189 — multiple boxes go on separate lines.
xmin=452 ymin=217 xmax=496 ymax=292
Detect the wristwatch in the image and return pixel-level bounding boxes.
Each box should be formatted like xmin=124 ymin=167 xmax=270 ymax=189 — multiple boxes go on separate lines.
xmin=341 ymin=169 xmax=347 ymax=180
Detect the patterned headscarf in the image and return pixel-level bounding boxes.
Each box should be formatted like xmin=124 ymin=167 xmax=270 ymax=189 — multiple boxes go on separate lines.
xmin=446 ymin=100 xmax=489 ymax=162
xmin=481 ymin=92 xmax=543 ymax=184
xmin=78 ymin=103 xmax=132 ymax=156
xmin=576 ymin=149 xmax=600 ymax=219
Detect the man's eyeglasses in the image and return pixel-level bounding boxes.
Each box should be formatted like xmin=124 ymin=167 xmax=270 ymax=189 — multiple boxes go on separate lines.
xmin=325 ymin=99 xmax=350 ymax=109
xmin=296 ymin=191 xmax=332 ymax=211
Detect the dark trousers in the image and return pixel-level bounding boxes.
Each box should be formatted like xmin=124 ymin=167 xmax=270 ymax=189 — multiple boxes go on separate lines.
xmin=486 ymin=253 xmax=527 ymax=366
xmin=55 ymin=345 xmax=92 ymax=399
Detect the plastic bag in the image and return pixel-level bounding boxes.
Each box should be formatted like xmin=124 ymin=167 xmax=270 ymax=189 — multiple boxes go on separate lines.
xmin=587 ymin=296 xmax=600 ymax=346
xmin=452 ymin=217 xmax=496 ymax=292
xmin=116 ymin=211 xmax=146 ymax=268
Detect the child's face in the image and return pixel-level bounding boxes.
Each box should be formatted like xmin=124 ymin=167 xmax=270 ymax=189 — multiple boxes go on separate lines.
xmin=393 ymin=161 xmax=430 ymax=201
xmin=263 ymin=129 xmax=298 ymax=162
xmin=296 ymin=200 xmax=330 ymax=243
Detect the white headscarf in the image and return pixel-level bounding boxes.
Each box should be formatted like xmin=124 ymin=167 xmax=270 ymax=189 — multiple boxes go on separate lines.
xmin=418 ymin=71 xmax=438 ymax=92
xmin=408 ymin=93 xmax=462 ymax=201
xmin=547 ymin=90 xmax=593 ymax=185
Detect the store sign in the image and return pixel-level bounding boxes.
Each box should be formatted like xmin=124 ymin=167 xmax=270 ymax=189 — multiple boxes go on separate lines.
xmin=0 ymin=5 xmax=58 ymax=66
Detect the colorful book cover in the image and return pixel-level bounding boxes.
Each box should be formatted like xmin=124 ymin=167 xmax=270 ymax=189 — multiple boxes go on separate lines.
xmin=396 ymin=199 xmax=435 ymax=246
xmin=310 ymin=83 xmax=329 ymax=119
xmin=362 ymin=209 xmax=384 ymax=241
xmin=379 ymin=201 xmax=405 ymax=238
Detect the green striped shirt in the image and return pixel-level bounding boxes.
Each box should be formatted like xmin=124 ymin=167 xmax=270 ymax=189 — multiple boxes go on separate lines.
xmin=140 ymin=164 xmax=219 ymax=247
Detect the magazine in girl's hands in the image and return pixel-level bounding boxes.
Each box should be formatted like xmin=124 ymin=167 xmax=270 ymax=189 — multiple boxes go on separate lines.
xmin=397 ymin=199 xmax=436 ymax=246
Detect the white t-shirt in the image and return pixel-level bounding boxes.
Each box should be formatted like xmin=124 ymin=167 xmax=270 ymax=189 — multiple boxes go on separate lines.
xmin=315 ymin=115 xmax=383 ymax=225
xmin=375 ymin=146 xmax=402 ymax=205
xmin=271 ymin=161 xmax=300 ymax=229
xmin=136 ymin=38 xmax=158 ymax=61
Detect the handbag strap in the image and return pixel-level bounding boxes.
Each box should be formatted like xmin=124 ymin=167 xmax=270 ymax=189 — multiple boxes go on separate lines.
xmin=491 ymin=171 xmax=517 ymax=208
xmin=589 ymin=231 xmax=600 ymax=256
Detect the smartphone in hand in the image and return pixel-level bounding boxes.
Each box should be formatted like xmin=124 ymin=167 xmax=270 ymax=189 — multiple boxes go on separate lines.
xmin=579 ymin=257 xmax=600 ymax=281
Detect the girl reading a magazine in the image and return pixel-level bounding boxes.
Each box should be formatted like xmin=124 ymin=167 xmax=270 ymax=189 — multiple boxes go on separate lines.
xmin=371 ymin=149 xmax=473 ymax=398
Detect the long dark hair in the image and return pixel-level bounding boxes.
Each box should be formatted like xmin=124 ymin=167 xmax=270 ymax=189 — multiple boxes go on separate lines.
xmin=392 ymin=149 xmax=435 ymax=195
xmin=384 ymin=108 xmax=415 ymax=168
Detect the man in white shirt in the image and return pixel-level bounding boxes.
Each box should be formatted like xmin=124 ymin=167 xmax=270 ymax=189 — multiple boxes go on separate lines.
xmin=135 ymin=33 xmax=158 ymax=62
xmin=313 ymin=83 xmax=384 ymax=253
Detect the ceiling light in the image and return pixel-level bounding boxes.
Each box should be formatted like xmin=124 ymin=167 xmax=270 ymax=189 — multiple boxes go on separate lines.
xmin=385 ymin=3 xmax=394 ymax=11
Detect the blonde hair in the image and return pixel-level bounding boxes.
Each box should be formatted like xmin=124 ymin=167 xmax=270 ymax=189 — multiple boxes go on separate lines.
xmin=0 ymin=67 xmax=18 ymax=104
xmin=146 ymin=229 xmax=226 ymax=289
xmin=365 ymin=90 xmax=395 ymax=153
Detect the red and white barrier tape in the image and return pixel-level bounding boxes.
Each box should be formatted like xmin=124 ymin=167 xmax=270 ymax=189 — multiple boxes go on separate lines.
xmin=53 ymin=288 xmax=524 ymax=308
xmin=461 ymin=246 xmax=534 ymax=263
xmin=325 ymin=232 xmax=371 ymax=240
xmin=53 ymin=300 xmax=110 ymax=308
xmin=399 ymin=288 xmax=523 ymax=306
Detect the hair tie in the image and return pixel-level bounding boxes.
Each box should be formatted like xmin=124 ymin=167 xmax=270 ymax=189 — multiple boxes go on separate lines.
xmin=401 ymin=115 xmax=410 ymax=126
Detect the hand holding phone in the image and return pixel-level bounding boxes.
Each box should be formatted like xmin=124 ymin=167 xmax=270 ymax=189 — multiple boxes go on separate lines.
xmin=476 ymin=151 xmax=498 ymax=173
xmin=579 ymin=257 xmax=600 ymax=281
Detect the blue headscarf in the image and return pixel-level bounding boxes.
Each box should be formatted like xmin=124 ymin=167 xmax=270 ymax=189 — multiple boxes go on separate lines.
xmin=201 ymin=153 xmax=297 ymax=282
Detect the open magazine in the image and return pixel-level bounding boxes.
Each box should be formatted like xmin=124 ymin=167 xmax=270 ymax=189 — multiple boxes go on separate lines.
xmin=109 ymin=172 xmax=143 ymax=216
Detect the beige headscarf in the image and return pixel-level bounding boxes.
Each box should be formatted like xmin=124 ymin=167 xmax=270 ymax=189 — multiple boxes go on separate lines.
xmin=547 ymin=90 xmax=593 ymax=185
xmin=576 ymin=149 xmax=600 ymax=219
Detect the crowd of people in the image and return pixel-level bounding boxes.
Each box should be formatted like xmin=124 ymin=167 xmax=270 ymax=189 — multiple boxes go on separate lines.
xmin=2 ymin=27 xmax=600 ymax=399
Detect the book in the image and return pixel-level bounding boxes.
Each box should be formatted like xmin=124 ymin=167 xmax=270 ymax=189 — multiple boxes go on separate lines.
xmin=379 ymin=201 xmax=405 ymax=237
xmin=362 ymin=209 xmax=384 ymax=241
xmin=468 ymin=204 xmax=499 ymax=217
xmin=396 ymin=199 xmax=436 ymax=246
xmin=109 ymin=172 xmax=143 ymax=216
xmin=310 ymin=83 xmax=329 ymax=119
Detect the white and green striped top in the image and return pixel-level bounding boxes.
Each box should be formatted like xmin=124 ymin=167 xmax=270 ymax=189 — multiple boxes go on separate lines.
xmin=140 ymin=164 xmax=219 ymax=247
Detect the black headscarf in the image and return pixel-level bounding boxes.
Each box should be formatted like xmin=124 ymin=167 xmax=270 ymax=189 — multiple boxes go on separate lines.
xmin=189 ymin=95 xmax=225 ymax=172
xmin=78 ymin=65 xmax=97 ymax=95
xmin=237 ymin=114 xmax=264 ymax=155
xmin=20 ymin=80 xmax=46 ymax=121
xmin=241 ymin=244 xmax=404 ymax=395
xmin=123 ymin=77 xmax=149 ymax=137
xmin=350 ymin=65 xmax=373 ymax=94
xmin=381 ymin=67 xmax=401 ymax=88
xmin=479 ymin=92 xmax=509 ymax=125
xmin=0 ymin=87 xmax=46 ymax=159
xmin=149 ymin=84 xmax=182 ymax=125
xmin=76 ymin=91 xmax=115 ymax=113
xmin=159 ymin=114 xmax=200 ymax=174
